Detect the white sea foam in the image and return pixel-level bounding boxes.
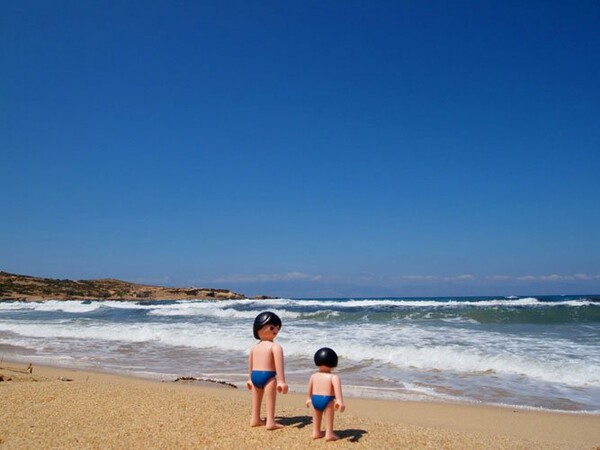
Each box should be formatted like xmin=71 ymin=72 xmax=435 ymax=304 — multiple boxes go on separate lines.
xmin=278 ymin=322 xmax=600 ymax=388
xmin=196 ymin=297 xmax=596 ymax=309
xmin=100 ymin=301 xmax=157 ymax=310
xmin=3 ymin=313 xmax=599 ymax=390
xmin=0 ymin=320 xmax=254 ymax=352
xmin=148 ymin=304 xmax=301 ymax=319
xmin=1 ymin=297 xmax=596 ymax=317
xmin=2 ymin=296 xmax=599 ymax=412
xmin=0 ymin=302 xmax=37 ymax=311
xmin=9 ymin=300 xmax=103 ymax=313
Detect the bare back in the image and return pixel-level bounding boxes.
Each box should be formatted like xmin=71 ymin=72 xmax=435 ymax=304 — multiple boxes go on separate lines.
xmin=250 ymin=340 xmax=277 ymax=371
xmin=309 ymin=372 xmax=335 ymax=396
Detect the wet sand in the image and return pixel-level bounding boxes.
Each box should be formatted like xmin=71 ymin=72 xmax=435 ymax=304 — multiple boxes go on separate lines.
xmin=1 ymin=361 xmax=598 ymax=449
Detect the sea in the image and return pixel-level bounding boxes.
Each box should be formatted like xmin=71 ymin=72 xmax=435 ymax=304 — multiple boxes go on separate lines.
xmin=1 ymin=295 xmax=599 ymax=414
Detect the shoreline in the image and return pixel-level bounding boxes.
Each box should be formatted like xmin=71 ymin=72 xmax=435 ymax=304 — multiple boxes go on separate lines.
xmin=2 ymin=295 xmax=599 ymax=417
xmin=5 ymin=352 xmax=598 ymax=416
xmin=1 ymin=360 xmax=599 ymax=449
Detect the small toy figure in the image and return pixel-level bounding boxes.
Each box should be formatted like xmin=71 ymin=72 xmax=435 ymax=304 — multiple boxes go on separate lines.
xmin=247 ymin=311 xmax=289 ymax=429
xmin=306 ymin=347 xmax=346 ymax=441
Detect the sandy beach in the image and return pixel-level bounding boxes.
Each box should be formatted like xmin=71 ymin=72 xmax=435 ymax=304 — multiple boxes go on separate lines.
xmin=1 ymin=361 xmax=598 ymax=449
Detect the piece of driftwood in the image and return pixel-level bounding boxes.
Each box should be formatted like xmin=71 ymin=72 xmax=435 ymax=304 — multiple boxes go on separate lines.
xmin=173 ymin=376 xmax=237 ymax=389
xmin=0 ymin=363 xmax=33 ymax=374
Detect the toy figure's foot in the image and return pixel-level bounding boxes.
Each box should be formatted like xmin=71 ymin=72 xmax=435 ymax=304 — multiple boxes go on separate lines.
xmin=311 ymin=431 xmax=325 ymax=439
xmin=325 ymin=432 xmax=340 ymax=441
xmin=266 ymin=422 xmax=284 ymax=430
xmin=250 ymin=418 xmax=266 ymax=427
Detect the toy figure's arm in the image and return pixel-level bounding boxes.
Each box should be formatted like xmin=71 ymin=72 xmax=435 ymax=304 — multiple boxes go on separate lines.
xmin=332 ymin=374 xmax=345 ymax=412
xmin=306 ymin=375 xmax=314 ymax=407
xmin=272 ymin=344 xmax=288 ymax=394
xmin=246 ymin=348 xmax=254 ymax=390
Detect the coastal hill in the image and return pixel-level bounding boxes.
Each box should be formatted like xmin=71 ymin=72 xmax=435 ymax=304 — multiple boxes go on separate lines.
xmin=0 ymin=271 xmax=245 ymax=301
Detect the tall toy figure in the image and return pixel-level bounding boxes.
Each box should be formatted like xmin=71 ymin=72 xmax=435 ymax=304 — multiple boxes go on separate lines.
xmin=306 ymin=347 xmax=346 ymax=441
xmin=247 ymin=311 xmax=288 ymax=429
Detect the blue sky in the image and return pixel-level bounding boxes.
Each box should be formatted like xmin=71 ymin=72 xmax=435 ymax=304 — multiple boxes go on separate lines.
xmin=2 ymin=1 xmax=599 ymax=298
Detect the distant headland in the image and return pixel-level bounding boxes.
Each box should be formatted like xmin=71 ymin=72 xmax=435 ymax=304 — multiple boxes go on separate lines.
xmin=0 ymin=271 xmax=246 ymax=301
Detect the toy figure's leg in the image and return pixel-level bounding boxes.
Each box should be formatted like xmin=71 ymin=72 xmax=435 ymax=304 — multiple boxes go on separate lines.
xmin=250 ymin=387 xmax=265 ymax=427
xmin=311 ymin=408 xmax=325 ymax=439
xmin=264 ymin=377 xmax=283 ymax=430
xmin=323 ymin=401 xmax=340 ymax=441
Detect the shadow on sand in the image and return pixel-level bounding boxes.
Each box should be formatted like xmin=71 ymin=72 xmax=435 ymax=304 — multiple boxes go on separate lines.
xmin=277 ymin=415 xmax=311 ymax=429
xmin=335 ymin=428 xmax=368 ymax=443
xmin=277 ymin=416 xmax=368 ymax=442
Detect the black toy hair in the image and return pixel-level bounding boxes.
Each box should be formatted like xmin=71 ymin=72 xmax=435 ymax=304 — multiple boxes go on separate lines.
xmin=314 ymin=347 xmax=338 ymax=368
xmin=253 ymin=311 xmax=282 ymax=339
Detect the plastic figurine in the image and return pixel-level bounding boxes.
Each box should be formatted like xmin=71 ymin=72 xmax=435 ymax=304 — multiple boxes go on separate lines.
xmin=247 ymin=311 xmax=289 ymax=429
xmin=306 ymin=347 xmax=346 ymax=441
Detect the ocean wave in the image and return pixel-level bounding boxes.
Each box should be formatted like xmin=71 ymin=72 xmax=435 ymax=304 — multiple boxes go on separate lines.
xmin=1 ymin=297 xmax=596 ymax=317
xmin=279 ymin=323 xmax=600 ymax=388
xmin=2 ymin=294 xmax=598 ymax=413
xmin=0 ymin=320 xmax=253 ymax=352
xmin=0 ymin=300 xmax=105 ymax=314
xmin=229 ymin=297 xmax=598 ymax=308
xmin=148 ymin=303 xmax=301 ymax=319
xmin=317 ymin=341 xmax=599 ymax=387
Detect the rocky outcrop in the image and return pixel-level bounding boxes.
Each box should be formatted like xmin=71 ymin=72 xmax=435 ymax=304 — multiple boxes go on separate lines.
xmin=0 ymin=271 xmax=245 ymax=301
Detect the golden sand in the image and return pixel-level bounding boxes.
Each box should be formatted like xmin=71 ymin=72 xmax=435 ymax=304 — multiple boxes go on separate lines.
xmin=1 ymin=362 xmax=598 ymax=449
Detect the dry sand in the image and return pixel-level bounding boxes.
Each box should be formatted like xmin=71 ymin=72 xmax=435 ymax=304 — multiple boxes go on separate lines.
xmin=1 ymin=361 xmax=599 ymax=449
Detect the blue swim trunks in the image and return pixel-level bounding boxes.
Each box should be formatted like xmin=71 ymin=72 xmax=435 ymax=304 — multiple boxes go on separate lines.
xmin=251 ymin=370 xmax=276 ymax=389
xmin=311 ymin=394 xmax=335 ymax=412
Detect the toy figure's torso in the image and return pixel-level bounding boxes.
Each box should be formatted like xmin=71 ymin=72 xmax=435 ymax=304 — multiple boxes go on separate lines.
xmin=251 ymin=340 xmax=277 ymax=371
xmin=311 ymin=372 xmax=335 ymax=396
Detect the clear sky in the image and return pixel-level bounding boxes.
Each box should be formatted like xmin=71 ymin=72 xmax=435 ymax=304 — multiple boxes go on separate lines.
xmin=2 ymin=1 xmax=599 ymax=298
